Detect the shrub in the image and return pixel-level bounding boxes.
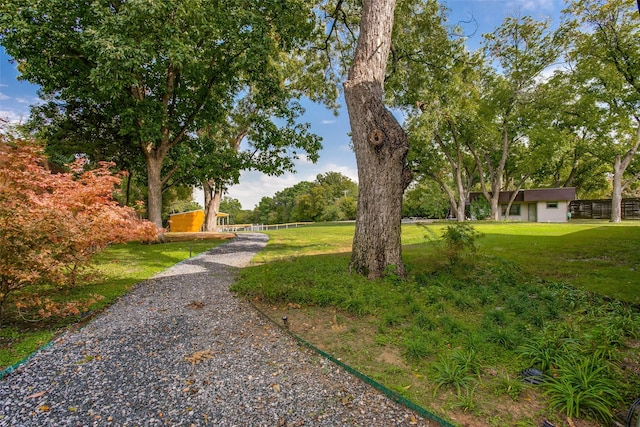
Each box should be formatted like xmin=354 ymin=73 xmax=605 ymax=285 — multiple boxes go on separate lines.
xmin=403 ymin=334 xmax=434 ymax=360
xmin=517 ymin=328 xmax=580 ymax=371
xmin=0 ymin=136 xmax=158 ymax=318
xmin=493 ymin=373 xmax=525 ymax=401
xmin=441 ymin=223 xmax=481 ymax=264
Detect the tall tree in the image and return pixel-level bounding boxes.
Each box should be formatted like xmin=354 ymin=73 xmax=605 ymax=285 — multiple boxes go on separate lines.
xmin=383 ymin=0 xmax=477 ymax=223
xmin=0 ymin=0 xmax=321 ymax=227
xmin=344 ymin=0 xmax=412 ymax=278
xmin=526 ymin=69 xmax=610 ymax=197
xmin=403 ymin=46 xmax=483 ymax=223
xmin=472 ymin=16 xmax=562 ymax=220
xmin=565 ymin=0 xmax=640 ymax=222
xmin=194 ymin=92 xmax=322 ymax=232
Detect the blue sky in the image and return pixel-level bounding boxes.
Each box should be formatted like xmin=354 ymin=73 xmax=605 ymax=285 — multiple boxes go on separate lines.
xmin=0 ymin=0 xmax=563 ymax=209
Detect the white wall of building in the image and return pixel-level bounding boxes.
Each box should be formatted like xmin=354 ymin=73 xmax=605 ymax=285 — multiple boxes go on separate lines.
xmin=497 ymin=201 xmax=569 ymax=222
xmin=536 ymin=201 xmax=569 ymax=223
xmin=498 ymin=203 xmax=526 ymax=221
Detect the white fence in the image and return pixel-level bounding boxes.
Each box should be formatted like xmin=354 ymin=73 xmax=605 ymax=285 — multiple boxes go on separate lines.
xmin=218 ymin=222 xmax=314 ymax=232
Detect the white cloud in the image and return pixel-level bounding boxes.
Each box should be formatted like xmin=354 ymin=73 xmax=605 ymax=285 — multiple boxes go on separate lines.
xmin=0 ymin=92 xmax=9 ymax=101
xmin=226 ymin=172 xmax=302 ymax=209
xmin=0 ymin=110 xmax=26 ymax=124
xmin=15 ymin=97 xmax=29 ymax=104
xmin=507 ymin=0 xmax=554 ymax=12
xmin=319 ymin=163 xmax=359 ymax=183
xmin=321 ymin=119 xmax=337 ymax=125
xmin=296 ymin=153 xmax=312 ymax=164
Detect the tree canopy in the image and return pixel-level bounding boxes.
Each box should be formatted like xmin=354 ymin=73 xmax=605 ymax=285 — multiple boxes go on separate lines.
xmin=0 ymin=0 xmax=331 ymax=227
xmin=252 ymin=172 xmax=358 ymax=224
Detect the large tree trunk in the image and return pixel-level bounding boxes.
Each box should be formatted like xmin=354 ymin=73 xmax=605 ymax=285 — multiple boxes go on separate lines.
xmin=454 ymin=168 xmax=467 ymax=222
xmin=146 ymin=153 xmax=164 ymax=228
xmin=432 ymin=174 xmax=460 ymax=222
xmin=434 ymin=130 xmax=466 ymax=222
xmin=344 ymin=0 xmax=411 ymax=279
xmin=202 ymin=179 xmax=223 ymax=232
xmin=489 ymin=176 xmax=502 ymax=221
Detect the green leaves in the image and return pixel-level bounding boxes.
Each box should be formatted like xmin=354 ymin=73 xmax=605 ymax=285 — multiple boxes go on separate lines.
xmin=542 ymin=352 xmax=623 ymax=423
xmin=1 ymin=0 xmax=335 ymax=226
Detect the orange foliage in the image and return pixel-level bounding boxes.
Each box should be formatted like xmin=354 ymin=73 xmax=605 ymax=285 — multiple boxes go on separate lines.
xmin=0 ymin=135 xmax=158 ymax=314
xmin=14 ymin=294 xmax=105 ymax=320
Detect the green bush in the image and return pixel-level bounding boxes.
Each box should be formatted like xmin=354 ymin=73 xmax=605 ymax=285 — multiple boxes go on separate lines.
xmin=441 ymin=223 xmax=482 ymax=264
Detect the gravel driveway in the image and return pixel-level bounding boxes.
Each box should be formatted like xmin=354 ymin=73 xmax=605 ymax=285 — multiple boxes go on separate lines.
xmin=0 ymin=233 xmax=430 ymax=427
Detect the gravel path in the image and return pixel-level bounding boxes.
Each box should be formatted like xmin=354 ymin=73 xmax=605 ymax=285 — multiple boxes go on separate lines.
xmin=0 ymin=233 xmax=432 ymax=427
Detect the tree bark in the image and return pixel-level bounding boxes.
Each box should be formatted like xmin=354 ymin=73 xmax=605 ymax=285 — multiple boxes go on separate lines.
xmin=611 ymin=122 xmax=640 ymax=223
xmin=611 ymin=158 xmax=623 ymax=223
xmin=203 ymin=179 xmax=223 ymax=232
xmin=434 ymin=129 xmax=467 ymax=222
xmin=145 ymin=153 xmax=164 ymax=228
xmin=344 ymin=0 xmax=411 ymax=279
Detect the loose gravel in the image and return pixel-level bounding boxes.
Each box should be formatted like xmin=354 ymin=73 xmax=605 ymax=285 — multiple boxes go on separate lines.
xmin=0 ymin=233 xmax=432 ymax=427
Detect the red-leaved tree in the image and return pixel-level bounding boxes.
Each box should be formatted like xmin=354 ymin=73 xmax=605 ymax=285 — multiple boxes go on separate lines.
xmin=0 ymin=135 xmax=158 ymax=317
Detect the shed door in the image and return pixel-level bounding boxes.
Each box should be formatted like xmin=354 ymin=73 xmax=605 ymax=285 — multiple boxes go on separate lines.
xmin=528 ymin=203 xmax=537 ymax=222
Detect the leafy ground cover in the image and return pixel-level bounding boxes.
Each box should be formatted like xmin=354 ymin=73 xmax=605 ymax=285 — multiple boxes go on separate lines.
xmin=232 ymin=221 xmax=640 ymax=427
xmin=0 ymin=240 xmax=224 ymax=371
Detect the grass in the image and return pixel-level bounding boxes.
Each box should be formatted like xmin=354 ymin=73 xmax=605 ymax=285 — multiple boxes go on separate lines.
xmin=0 ymin=239 xmax=225 ymax=371
xmin=232 ymin=221 xmax=640 ymax=426
xmin=250 ymin=221 xmax=640 ymax=303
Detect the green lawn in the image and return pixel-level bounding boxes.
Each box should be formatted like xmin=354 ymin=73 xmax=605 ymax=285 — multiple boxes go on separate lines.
xmin=253 ymin=221 xmax=640 ymax=303
xmin=426 ymin=222 xmax=639 ymax=303
xmin=233 ymin=221 xmax=640 ymax=426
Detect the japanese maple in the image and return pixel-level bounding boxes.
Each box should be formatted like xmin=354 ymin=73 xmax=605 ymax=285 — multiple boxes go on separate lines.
xmin=0 ymin=135 xmax=158 ymax=317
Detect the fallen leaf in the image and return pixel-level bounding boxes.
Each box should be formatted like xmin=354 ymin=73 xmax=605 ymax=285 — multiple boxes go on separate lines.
xmin=38 ymin=405 xmax=50 ymax=412
xmin=272 ymin=384 xmax=281 ymax=393
xmin=186 ymin=301 xmax=205 ymax=309
xmin=26 ymin=391 xmax=47 ymax=399
xmin=185 ymin=350 xmax=216 ymax=365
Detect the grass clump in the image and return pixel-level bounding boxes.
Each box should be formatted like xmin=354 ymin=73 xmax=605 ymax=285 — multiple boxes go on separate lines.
xmin=543 ymin=352 xmax=623 ymax=424
xmin=431 ymin=352 xmax=477 ymax=395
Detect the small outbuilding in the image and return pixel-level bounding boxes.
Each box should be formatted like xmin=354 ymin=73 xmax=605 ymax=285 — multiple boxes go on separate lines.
xmin=168 ymin=210 xmax=205 ymax=232
xmin=470 ymin=188 xmax=576 ymax=222
xmin=168 ymin=210 xmax=231 ymax=232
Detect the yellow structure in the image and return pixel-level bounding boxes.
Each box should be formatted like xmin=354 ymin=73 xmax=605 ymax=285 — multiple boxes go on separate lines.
xmin=168 ymin=210 xmax=205 ymax=232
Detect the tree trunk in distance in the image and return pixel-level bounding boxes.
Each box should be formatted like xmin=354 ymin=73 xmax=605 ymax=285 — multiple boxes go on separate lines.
xmin=611 ymin=123 xmax=640 ymax=223
xmin=611 ymin=158 xmax=623 ymax=223
xmin=344 ymin=0 xmax=412 ymax=279
xmin=455 ymin=172 xmax=466 ymax=222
